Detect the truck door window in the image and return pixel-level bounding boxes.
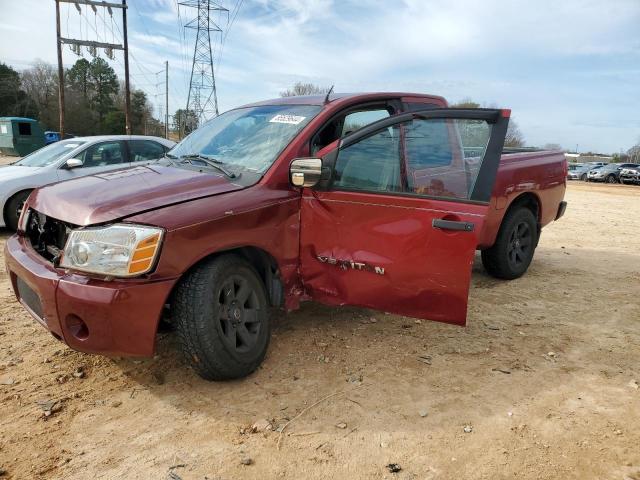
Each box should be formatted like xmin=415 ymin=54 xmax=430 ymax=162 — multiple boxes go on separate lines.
xmin=404 ymin=118 xmax=491 ymax=200
xmin=341 ymin=109 xmax=389 ymax=137
xmin=311 ymin=107 xmax=392 ymax=155
xmin=333 ymin=125 xmax=401 ymax=192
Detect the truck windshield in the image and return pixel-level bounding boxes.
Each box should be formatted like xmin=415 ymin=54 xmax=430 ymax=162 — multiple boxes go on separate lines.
xmin=14 ymin=140 xmax=85 ymax=167
xmin=170 ymin=105 xmax=322 ymax=174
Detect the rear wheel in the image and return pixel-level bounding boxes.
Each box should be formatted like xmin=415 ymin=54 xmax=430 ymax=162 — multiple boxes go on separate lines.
xmin=173 ymin=255 xmax=270 ymax=381
xmin=481 ymin=207 xmax=538 ymax=280
xmin=580 ymin=173 xmax=587 ymax=181
xmin=5 ymin=190 xmax=31 ymax=231
xmin=606 ymin=175 xmax=617 ymax=184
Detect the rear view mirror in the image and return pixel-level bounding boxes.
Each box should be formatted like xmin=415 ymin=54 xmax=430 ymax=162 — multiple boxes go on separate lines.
xmin=290 ymin=158 xmax=322 ymax=188
xmin=65 ymin=158 xmax=83 ymax=169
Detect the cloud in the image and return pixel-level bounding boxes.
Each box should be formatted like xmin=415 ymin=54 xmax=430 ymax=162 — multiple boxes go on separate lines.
xmin=0 ymin=0 xmax=638 ymax=152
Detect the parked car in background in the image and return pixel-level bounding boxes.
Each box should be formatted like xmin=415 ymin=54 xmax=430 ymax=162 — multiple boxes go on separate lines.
xmin=0 ymin=135 xmax=175 ymax=230
xmin=568 ymin=163 xmax=584 ymax=171
xmin=587 ymin=163 xmax=639 ymax=183
xmin=568 ymin=163 xmax=596 ymax=180
xmin=620 ymin=165 xmax=640 ymax=185
xmin=0 ymin=117 xmax=45 ymax=156
xmin=4 ymin=92 xmax=567 ymax=381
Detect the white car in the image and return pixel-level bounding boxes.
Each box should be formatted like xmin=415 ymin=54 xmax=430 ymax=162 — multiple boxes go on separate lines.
xmin=0 ymin=135 xmax=175 ymax=230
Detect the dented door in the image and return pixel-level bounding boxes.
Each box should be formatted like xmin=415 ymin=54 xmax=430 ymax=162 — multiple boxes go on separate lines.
xmin=299 ymin=109 xmax=510 ymax=325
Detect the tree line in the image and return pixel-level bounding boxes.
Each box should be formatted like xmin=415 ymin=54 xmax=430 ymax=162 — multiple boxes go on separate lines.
xmin=0 ymin=59 xmax=161 ymax=136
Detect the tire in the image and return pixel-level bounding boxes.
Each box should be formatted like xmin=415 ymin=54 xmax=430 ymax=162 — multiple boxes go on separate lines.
xmin=606 ymin=175 xmax=617 ymax=184
xmin=173 ymin=254 xmax=270 ymax=381
xmin=481 ymin=207 xmax=538 ymax=280
xmin=5 ymin=190 xmax=31 ymax=231
xmin=580 ymin=173 xmax=587 ymax=181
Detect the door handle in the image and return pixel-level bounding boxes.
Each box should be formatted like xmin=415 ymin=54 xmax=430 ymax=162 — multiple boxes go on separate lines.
xmin=432 ymin=219 xmax=475 ymax=232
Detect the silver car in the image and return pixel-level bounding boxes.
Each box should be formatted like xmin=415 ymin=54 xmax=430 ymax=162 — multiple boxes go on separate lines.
xmin=0 ymin=135 xmax=175 ymax=229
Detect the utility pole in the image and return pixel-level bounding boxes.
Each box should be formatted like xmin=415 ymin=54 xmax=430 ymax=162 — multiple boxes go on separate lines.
xmin=55 ymin=0 xmax=65 ymax=136
xmin=122 ymin=0 xmax=131 ymax=135
xmin=56 ymin=0 xmax=128 ymax=134
xmin=165 ymin=61 xmax=169 ymax=139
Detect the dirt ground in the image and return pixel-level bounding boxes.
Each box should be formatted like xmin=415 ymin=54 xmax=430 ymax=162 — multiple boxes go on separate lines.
xmin=0 ymin=181 xmax=639 ymax=480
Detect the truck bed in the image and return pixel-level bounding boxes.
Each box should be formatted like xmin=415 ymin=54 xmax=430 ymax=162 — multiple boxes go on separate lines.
xmin=477 ymin=150 xmax=567 ymax=249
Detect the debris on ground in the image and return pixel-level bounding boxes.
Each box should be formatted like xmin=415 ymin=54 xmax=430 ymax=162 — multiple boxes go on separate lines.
xmin=419 ymin=409 xmax=428 ymax=418
xmin=240 ymin=456 xmax=253 ymax=466
xmin=417 ymin=355 xmax=432 ymax=365
xmin=335 ymin=422 xmax=347 ymax=429
xmin=111 ymin=400 xmax=123 ymax=408
xmin=386 ymin=463 xmax=402 ymax=473
xmin=463 ymin=425 xmax=473 ymax=433
xmin=628 ymin=380 xmax=639 ymax=390
xmin=37 ymin=398 xmax=62 ymax=419
xmin=0 ymin=376 xmax=15 ymax=385
xmin=251 ymin=419 xmax=273 ymax=433
xmin=73 ymin=366 xmax=85 ymax=379
xmin=492 ymin=367 xmax=512 ymax=374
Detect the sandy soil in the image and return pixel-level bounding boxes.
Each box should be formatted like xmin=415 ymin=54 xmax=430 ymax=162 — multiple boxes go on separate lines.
xmin=0 ymin=182 xmax=639 ymax=480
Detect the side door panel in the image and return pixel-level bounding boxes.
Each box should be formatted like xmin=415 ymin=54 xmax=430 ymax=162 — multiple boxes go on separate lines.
xmin=299 ymin=108 xmax=509 ymax=325
xmin=300 ymin=190 xmax=488 ymax=324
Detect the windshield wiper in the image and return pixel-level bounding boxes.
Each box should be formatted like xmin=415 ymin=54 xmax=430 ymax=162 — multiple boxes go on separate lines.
xmin=179 ymin=154 xmax=237 ymax=179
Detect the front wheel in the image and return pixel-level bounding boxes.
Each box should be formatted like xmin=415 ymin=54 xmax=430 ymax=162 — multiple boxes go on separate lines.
xmin=5 ymin=190 xmax=31 ymax=231
xmin=481 ymin=207 xmax=538 ymax=280
xmin=606 ymin=175 xmax=617 ymax=184
xmin=173 ymin=255 xmax=270 ymax=381
xmin=580 ymin=173 xmax=588 ymax=181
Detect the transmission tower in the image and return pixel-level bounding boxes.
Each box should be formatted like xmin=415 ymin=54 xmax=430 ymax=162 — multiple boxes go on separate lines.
xmin=179 ymin=0 xmax=228 ymax=131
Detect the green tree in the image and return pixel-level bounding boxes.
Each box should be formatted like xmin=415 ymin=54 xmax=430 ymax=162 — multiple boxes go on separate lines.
xmin=103 ymin=109 xmax=126 ymax=134
xmin=131 ymin=89 xmax=152 ymax=134
xmin=88 ymin=58 xmax=119 ymax=126
xmin=0 ymin=62 xmax=37 ymax=118
xmin=67 ymin=58 xmax=92 ymax=100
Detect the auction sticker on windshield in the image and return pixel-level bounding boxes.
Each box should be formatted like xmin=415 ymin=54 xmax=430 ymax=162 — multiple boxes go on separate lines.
xmin=269 ymin=114 xmax=306 ymax=125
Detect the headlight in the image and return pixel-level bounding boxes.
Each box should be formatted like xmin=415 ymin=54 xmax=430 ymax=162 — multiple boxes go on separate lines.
xmin=60 ymin=224 xmax=164 ymax=277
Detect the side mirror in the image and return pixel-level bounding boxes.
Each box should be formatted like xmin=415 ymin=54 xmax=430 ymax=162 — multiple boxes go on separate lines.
xmin=290 ymin=158 xmax=322 ymax=188
xmin=65 ymin=158 xmax=83 ymax=169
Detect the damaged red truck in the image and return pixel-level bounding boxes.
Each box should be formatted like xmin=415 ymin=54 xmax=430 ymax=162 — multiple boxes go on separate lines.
xmin=4 ymin=92 xmax=567 ymax=380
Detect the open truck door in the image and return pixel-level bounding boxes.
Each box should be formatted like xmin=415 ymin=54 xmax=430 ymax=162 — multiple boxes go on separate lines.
xmin=295 ymin=108 xmax=510 ymax=325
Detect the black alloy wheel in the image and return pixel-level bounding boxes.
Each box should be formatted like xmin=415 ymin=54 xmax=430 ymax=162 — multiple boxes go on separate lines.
xmin=217 ymin=275 xmax=262 ymax=354
xmin=507 ymin=221 xmax=533 ymax=270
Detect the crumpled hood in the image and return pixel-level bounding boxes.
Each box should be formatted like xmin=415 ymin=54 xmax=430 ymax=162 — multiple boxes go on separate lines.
xmin=29 ymin=164 xmax=244 ymax=226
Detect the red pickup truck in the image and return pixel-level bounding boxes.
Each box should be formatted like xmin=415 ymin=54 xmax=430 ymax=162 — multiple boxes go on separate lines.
xmin=4 ymin=92 xmax=567 ymax=381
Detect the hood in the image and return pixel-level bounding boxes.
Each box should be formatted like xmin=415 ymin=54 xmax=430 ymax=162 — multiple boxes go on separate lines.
xmin=0 ymin=165 xmax=42 ymax=180
xmin=30 ymin=164 xmax=244 ymax=226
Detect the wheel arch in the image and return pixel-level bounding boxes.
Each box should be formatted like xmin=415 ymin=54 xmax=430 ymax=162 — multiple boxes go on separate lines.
xmin=169 ymin=245 xmax=285 ymax=309
xmin=3 ymin=187 xmax=34 ymax=227
xmin=506 ymin=192 xmax=541 ymax=223
xmin=504 ymin=192 xmax=542 ymax=242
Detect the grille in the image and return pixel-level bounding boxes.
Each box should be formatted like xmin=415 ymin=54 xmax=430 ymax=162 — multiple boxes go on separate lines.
xmin=24 ymin=209 xmax=75 ymax=264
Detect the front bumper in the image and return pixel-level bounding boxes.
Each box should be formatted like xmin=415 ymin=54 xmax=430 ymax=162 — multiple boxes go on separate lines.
xmin=621 ymin=174 xmax=640 ymax=183
xmin=4 ymin=234 xmax=178 ymax=357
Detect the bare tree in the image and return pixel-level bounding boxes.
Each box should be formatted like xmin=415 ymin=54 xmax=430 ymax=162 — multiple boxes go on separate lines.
xmin=504 ymin=120 xmax=525 ymax=148
xmin=20 ymin=61 xmax=59 ymax=130
xmin=451 ymin=98 xmax=526 ymax=148
xmin=280 ymin=82 xmax=330 ymax=97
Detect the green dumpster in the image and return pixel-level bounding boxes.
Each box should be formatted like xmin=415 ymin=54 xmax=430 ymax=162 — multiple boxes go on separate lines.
xmin=0 ymin=117 xmax=45 ymax=156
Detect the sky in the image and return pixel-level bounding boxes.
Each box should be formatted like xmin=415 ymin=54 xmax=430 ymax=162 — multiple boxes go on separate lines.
xmin=1 ymin=0 xmax=639 ymax=154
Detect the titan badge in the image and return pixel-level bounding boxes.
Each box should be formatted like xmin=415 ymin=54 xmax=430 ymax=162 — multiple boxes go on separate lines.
xmin=316 ymin=255 xmax=385 ymax=275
